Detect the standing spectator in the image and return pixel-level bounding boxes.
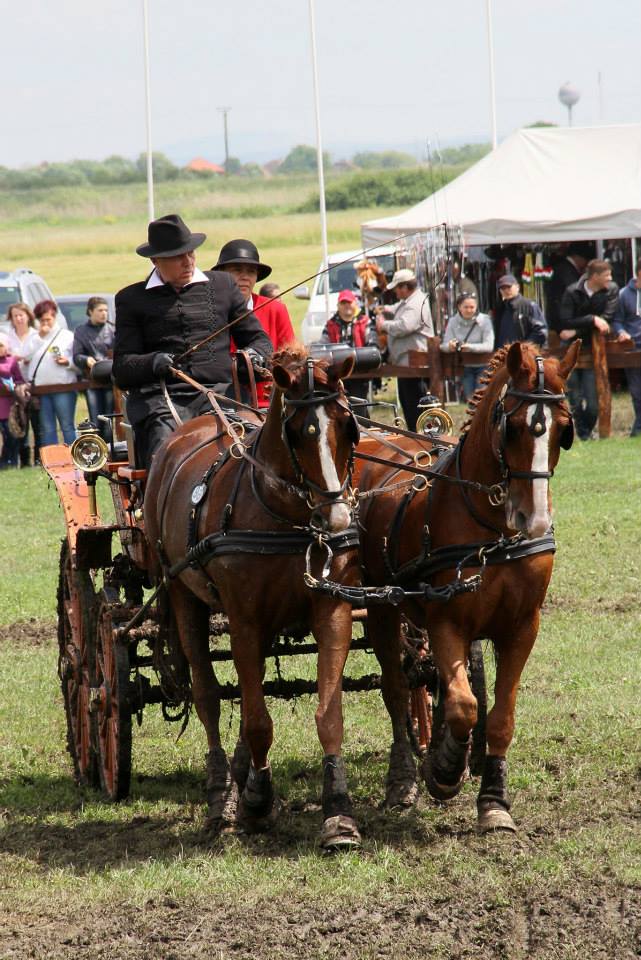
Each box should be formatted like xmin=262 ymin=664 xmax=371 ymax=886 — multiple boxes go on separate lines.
xmin=73 ymin=296 xmax=115 ymax=441
xmin=546 ymin=244 xmax=591 ymax=329
xmin=559 ymin=259 xmax=618 ymax=441
xmin=5 ymin=303 xmax=40 ymax=466
xmin=440 ymin=293 xmax=494 ymax=400
xmin=451 ymin=257 xmax=478 ymax=305
xmin=322 ymin=289 xmax=377 ymax=408
xmin=0 ymin=333 xmax=24 ymax=468
xmin=375 ymin=268 xmax=433 ymax=430
xmin=24 ymin=301 xmax=78 ymax=448
xmin=258 ymin=282 xmax=281 ymax=299
xmin=212 ymin=239 xmax=295 ymax=407
xmin=495 ymin=274 xmax=547 ymax=349
xmin=612 ymin=259 xmax=641 ymax=437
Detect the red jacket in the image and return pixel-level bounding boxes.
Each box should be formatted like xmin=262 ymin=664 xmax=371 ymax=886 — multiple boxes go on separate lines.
xmin=323 ymin=313 xmax=370 ymax=347
xmin=232 ymin=294 xmax=296 ymax=407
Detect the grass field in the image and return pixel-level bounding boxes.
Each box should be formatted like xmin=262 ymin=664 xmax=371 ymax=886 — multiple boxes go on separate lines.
xmin=1 ymin=196 xmax=640 ymax=957
xmin=1 ymin=423 xmax=640 ymax=958
xmin=0 ymin=175 xmax=403 ymax=332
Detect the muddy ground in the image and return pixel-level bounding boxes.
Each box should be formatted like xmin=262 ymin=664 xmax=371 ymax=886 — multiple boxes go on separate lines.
xmin=1 ymin=883 xmax=640 ymax=960
xmin=2 ymin=621 xmax=640 ymax=959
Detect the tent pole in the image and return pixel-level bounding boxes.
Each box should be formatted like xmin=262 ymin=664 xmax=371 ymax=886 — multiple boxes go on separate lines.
xmin=485 ymin=0 xmax=498 ymax=149
xmin=308 ymin=0 xmax=331 ymax=323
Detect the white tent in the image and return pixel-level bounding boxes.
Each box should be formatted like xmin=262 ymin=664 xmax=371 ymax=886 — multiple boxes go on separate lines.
xmin=361 ymin=125 xmax=641 ymax=248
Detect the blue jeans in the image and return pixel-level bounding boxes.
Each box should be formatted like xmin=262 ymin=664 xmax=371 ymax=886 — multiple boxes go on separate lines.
xmin=566 ymin=368 xmax=598 ymax=440
xmin=462 ymin=366 xmax=483 ymax=401
xmin=39 ymin=391 xmax=77 ymax=447
xmin=624 ymin=367 xmax=641 ymax=434
xmin=86 ymin=387 xmax=114 ymax=441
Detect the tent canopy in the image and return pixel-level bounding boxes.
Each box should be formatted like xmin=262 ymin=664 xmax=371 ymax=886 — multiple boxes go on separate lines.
xmin=361 ymin=124 xmax=641 ymax=248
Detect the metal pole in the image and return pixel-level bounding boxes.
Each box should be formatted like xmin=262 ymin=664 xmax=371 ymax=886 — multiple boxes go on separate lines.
xmin=218 ymin=107 xmax=231 ymax=173
xmin=142 ymin=0 xmax=155 ymax=221
xmin=308 ymin=0 xmax=331 ymax=321
xmin=485 ymin=0 xmax=498 ymax=149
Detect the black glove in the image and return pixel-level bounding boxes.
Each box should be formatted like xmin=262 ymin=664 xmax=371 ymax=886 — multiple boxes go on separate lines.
xmin=245 ymin=348 xmax=270 ymax=379
xmin=152 ymin=352 xmax=174 ymax=379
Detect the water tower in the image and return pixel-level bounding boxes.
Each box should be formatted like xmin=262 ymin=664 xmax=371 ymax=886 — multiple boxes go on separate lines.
xmin=558 ymin=82 xmax=580 ymax=126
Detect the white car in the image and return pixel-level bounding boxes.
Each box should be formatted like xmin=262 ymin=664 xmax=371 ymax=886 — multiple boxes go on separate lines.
xmin=0 ymin=267 xmax=67 ymax=334
xmin=295 ymin=246 xmax=396 ymax=344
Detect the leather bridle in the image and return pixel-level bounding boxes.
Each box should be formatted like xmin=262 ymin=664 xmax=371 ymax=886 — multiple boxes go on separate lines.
xmin=492 ymin=354 xmax=573 ymax=485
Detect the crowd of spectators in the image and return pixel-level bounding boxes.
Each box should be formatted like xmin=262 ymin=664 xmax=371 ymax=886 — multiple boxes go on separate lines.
xmin=1 ymin=241 xmax=641 ymax=469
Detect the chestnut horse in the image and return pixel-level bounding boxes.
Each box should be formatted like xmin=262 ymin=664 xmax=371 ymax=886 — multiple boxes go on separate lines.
xmin=355 ymin=341 xmax=580 ymax=831
xmin=144 ymin=346 xmax=363 ymax=848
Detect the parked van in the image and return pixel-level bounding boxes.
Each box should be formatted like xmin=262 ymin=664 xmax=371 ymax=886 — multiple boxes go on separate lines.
xmin=0 ymin=267 xmax=67 ymax=333
xmin=296 ymin=246 xmax=396 ymax=344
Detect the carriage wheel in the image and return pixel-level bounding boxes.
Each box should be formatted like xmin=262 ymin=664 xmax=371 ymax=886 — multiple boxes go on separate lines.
xmin=92 ymin=593 xmax=132 ymax=801
xmin=468 ymin=639 xmax=487 ymax=776
xmin=57 ymin=540 xmax=100 ymax=788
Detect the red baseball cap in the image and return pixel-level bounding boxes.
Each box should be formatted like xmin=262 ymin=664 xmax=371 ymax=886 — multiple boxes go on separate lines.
xmin=337 ymin=289 xmax=357 ymax=303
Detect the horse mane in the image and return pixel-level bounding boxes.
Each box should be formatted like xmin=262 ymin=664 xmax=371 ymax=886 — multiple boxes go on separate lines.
xmin=272 ymin=341 xmax=330 ymax=387
xmin=460 ymin=342 xmax=543 ymax=436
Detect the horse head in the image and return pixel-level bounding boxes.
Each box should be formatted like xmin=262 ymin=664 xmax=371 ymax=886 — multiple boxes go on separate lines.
xmin=271 ymin=345 xmax=358 ymax=533
xmin=484 ymin=340 xmax=580 ymax=539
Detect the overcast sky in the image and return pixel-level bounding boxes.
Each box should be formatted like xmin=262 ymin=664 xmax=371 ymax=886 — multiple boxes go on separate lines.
xmin=3 ymin=0 xmax=641 ymax=168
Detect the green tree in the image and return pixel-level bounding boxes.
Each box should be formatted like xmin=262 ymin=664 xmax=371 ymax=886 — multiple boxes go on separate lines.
xmin=224 ymin=156 xmax=242 ymax=175
xmin=352 ymin=150 xmax=417 ymax=169
xmin=135 ymin=152 xmax=179 ymax=182
xmin=279 ymin=144 xmax=330 ymax=174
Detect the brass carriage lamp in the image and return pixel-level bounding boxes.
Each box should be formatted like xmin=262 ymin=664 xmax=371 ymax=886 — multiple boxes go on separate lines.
xmin=70 ymin=421 xmax=109 ymax=516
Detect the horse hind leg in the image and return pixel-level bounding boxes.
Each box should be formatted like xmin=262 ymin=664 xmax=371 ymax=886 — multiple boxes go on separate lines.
xmin=369 ymin=607 xmax=419 ymax=810
xmin=422 ymin=627 xmax=476 ymax=802
xmin=167 ymin=582 xmax=238 ymax=832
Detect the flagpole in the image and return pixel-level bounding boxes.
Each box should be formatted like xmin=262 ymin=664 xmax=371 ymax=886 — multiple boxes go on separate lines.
xmin=142 ymin=0 xmax=155 ymax=221
xmin=308 ymin=0 xmax=331 ymax=321
xmin=486 ymin=0 xmax=498 ymax=149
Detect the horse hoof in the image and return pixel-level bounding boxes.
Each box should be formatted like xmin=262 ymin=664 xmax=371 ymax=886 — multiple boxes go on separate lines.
xmin=320 ymin=814 xmax=361 ymax=852
xmin=238 ymin=795 xmax=281 ymax=834
xmin=477 ymin=804 xmax=517 ymax=833
xmin=383 ymin=779 xmax=419 ymax=810
xmin=206 ymin=780 xmax=240 ymax=833
xmin=422 ymin=756 xmax=468 ymax=802
xmin=384 ymin=743 xmax=419 ymax=810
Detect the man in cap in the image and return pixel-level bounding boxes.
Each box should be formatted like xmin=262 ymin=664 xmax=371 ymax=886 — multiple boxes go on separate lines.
xmin=211 ymin=239 xmax=295 ymax=407
xmin=375 ymin=268 xmax=433 ymax=430
xmin=112 ymin=215 xmax=272 ymax=466
xmin=494 ymin=274 xmax=547 ymax=349
xmin=321 ymin=289 xmax=377 ymax=408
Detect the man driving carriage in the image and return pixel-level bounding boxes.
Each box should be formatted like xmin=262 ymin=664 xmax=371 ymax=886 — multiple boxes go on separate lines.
xmin=112 ymin=214 xmax=272 ymax=467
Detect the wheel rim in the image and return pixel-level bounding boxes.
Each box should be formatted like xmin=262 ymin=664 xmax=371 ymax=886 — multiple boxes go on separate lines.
xmin=94 ymin=598 xmax=132 ymax=801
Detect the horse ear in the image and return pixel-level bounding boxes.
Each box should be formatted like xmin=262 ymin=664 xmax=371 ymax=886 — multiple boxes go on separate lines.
xmin=558 ymin=339 xmax=581 ymax=380
xmin=328 ymin=355 xmax=355 ymax=382
xmin=506 ymin=342 xmax=526 ymax=379
xmin=272 ymin=364 xmax=294 ymax=391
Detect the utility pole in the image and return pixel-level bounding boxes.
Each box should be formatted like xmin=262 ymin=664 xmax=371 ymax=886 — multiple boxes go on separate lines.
xmin=142 ymin=0 xmax=154 ymax=220
xmin=218 ymin=107 xmax=231 ymax=173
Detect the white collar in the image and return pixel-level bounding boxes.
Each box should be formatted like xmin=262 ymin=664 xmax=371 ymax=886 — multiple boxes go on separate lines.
xmin=145 ymin=265 xmax=209 ymax=290
xmin=247 ymin=295 xmax=254 ymax=310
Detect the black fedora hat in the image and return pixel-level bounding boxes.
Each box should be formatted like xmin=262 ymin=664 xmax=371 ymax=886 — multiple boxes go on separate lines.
xmin=136 ymin=214 xmax=206 ymax=258
xmin=212 ymin=239 xmax=272 ymax=281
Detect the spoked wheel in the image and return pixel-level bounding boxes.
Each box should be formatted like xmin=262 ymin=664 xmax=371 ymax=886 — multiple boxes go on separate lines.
xmin=92 ymin=592 xmax=132 ymax=801
xmin=57 ymin=540 xmax=99 ymax=787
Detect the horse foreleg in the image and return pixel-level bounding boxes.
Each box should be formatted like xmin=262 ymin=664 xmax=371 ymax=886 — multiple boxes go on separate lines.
xmin=368 ymin=606 xmax=419 ymax=810
xmin=228 ymin=620 xmax=276 ymax=830
xmin=168 ymin=582 xmax=237 ymax=831
xmin=423 ymin=625 xmax=477 ymax=802
xmin=313 ymin=601 xmax=361 ymax=850
xmin=477 ymin=623 xmax=538 ymax=833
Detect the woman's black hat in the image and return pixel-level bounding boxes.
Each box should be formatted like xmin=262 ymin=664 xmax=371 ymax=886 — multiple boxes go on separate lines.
xmin=212 ymin=239 xmax=272 ymax=281
xmin=136 ymin=214 xmax=206 ymax=258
